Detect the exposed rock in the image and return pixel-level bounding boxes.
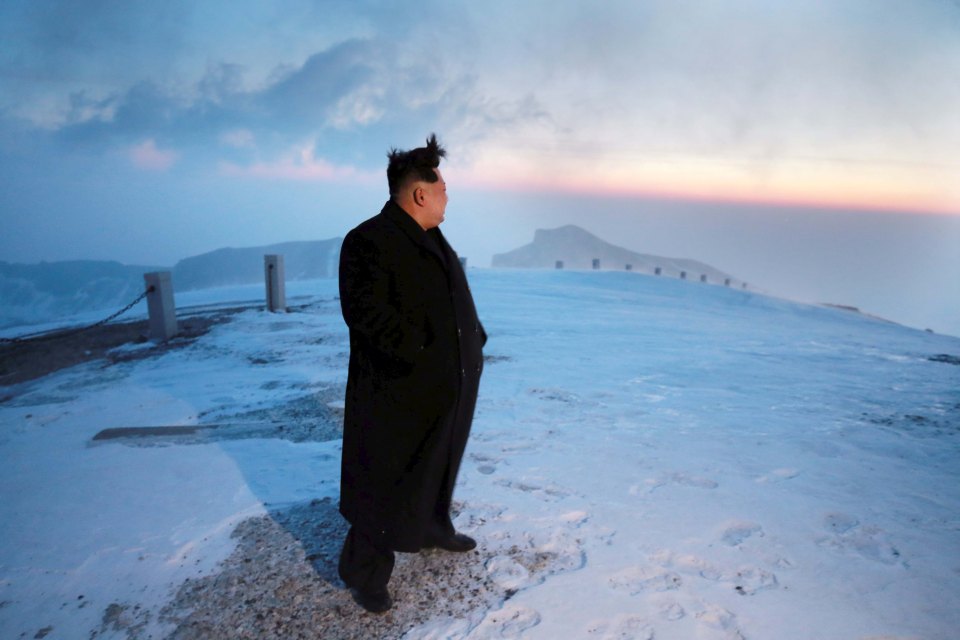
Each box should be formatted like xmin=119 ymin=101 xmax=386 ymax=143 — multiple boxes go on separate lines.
xmin=491 ymin=225 xmax=740 ymax=284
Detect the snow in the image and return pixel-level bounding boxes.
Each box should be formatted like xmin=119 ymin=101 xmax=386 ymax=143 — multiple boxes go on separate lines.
xmin=1 ymin=270 xmax=958 ymax=639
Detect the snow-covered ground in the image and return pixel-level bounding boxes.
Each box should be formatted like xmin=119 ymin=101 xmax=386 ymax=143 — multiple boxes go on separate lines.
xmin=1 ymin=270 xmax=958 ymax=639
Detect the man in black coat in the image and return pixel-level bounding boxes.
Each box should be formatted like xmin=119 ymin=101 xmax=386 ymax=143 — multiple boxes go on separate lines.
xmin=337 ymin=134 xmax=486 ymax=613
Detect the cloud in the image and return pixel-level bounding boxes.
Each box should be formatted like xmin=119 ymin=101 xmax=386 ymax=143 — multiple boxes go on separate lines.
xmin=129 ymin=139 xmax=178 ymax=171
xmin=219 ymin=129 xmax=255 ymax=149
xmin=3 ymin=1 xmax=958 ymax=211
xmin=219 ymin=150 xmax=376 ymax=184
xmin=38 ymin=29 xmax=547 ymax=179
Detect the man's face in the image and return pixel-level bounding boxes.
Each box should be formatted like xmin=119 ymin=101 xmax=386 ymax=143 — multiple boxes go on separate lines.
xmin=419 ymin=168 xmax=448 ymax=229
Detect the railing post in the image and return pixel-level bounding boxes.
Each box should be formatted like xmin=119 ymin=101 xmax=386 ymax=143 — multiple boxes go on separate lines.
xmin=264 ymin=254 xmax=286 ymax=312
xmin=143 ymin=271 xmax=177 ymax=342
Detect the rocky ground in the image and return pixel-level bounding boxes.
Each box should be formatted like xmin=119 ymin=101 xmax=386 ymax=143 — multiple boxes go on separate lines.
xmin=85 ymin=494 xmax=577 ymax=640
xmin=0 ymin=309 xmax=240 ymax=389
xmin=161 ymin=500 xmax=504 ymax=640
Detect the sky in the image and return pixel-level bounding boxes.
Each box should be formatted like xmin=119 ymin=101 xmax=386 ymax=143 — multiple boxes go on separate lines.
xmin=1 ymin=0 xmax=959 ymax=335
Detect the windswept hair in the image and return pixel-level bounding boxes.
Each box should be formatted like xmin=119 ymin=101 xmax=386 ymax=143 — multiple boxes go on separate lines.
xmin=386 ymin=133 xmax=446 ymax=197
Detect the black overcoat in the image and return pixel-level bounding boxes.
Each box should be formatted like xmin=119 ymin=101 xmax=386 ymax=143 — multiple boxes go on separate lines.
xmin=338 ymin=199 xmax=485 ymax=552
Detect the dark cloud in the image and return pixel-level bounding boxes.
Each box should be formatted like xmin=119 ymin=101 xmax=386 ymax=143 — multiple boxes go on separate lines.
xmin=49 ymin=39 xmax=384 ymax=157
xmin=41 ymin=29 xmax=545 ymax=172
xmin=1 ymin=1 xmax=189 ymax=83
xmin=261 ymin=40 xmax=378 ymax=123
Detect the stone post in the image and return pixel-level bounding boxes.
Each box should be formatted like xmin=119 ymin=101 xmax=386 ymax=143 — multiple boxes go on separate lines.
xmin=143 ymin=271 xmax=177 ymax=342
xmin=264 ymin=254 xmax=286 ymax=312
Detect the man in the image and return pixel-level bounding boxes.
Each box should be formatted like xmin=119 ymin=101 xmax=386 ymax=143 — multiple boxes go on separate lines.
xmin=337 ymin=134 xmax=486 ymax=614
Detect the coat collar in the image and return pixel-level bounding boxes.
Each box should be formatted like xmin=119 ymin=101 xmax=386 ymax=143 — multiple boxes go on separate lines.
xmin=381 ymin=199 xmax=448 ymax=267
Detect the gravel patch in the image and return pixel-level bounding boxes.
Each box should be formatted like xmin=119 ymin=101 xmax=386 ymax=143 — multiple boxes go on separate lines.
xmin=161 ymin=499 xmax=510 ymax=640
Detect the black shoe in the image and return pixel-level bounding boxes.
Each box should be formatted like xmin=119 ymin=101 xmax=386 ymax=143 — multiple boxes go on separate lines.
xmin=426 ymin=532 xmax=477 ymax=552
xmin=349 ymin=587 xmax=392 ymax=614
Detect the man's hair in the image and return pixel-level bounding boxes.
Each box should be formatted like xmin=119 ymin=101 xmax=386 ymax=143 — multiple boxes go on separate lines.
xmin=387 ymin=133 xmax=446 ymax=197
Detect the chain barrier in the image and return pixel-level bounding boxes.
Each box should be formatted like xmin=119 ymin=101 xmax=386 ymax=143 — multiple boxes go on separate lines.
xmin=0 ymin=286 xmax=155 ymax=346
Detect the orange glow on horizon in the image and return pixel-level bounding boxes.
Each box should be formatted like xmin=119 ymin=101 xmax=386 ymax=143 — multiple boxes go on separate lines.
xmin=457 ymin=172 xmax=960 ymax=217
xmin=450 ymin=153 xmax=960 ymax=217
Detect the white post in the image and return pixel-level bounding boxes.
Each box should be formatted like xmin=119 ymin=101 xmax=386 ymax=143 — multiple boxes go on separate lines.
xmin=264 ymin=254 xmax=286 ymax=312
xmin=143 ymin=271 xmax=177 ymax=342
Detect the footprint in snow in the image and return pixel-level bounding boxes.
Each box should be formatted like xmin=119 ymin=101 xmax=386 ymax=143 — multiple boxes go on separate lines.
xmin=640 ymin=472 xmax=719 ymax=493
xmin=823 ymin=512 xmax=860 ymax=534
xmin=671 ymin=472 xmax=719 ymax=489
xmin=727 ymin=567 xmax=780 ymax=596
xmin=585 ymin=615 xmax=654 ymax=640
xmin=494 ymin=478 xmax=573 ymax=501
xmin=695 ymin=604 xmax=746 ymax=639
xmin=528 ymin=387 xmax=581 ymax=403
xmin=816 ymin=513 xmax=902 ymax=565
xmin=720 ymin=521 xmax=763 ymax=546
xmin=755 ymin=467 xmax=800 ymax=484
xmin=559 ymin=510 xmax=590 ymax=527
xmin=485 ymin=556 xmax=531 ymax=591
xmin=609 ymin=566 xmax=683 ymax=594
xmin=657 ymin=600 xmax=686 ymax=621
xmin=650 ymin=550 xmax=780 ymax=597
xmin=470 ymin=604 xmax=541 ymax=639
xmin=470 ymin=452 xmax=501 ymax=475
xmin=484 ymin=526 xmax=586 ymax=592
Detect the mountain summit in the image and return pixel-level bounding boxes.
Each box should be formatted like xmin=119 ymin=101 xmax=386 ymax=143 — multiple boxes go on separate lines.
xmin=492 ymin=225 xmax=741 ymax=285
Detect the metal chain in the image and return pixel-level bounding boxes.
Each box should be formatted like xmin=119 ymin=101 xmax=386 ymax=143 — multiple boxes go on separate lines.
xmin=0 ymin=286 xmax=155 ymax=346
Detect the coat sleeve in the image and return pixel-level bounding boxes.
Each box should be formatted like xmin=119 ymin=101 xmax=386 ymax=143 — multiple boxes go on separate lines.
xmin=339 ymin=230 xmax=428 ymax=365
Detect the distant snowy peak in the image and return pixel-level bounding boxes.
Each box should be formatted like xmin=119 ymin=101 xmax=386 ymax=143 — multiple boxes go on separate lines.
xmin=172 ymin=239 xmax=342 ymax=291
xmin=0 ymin=239 xmax=343 ymax=329
xmin=493 ymin=225 xmax=742 ymax=285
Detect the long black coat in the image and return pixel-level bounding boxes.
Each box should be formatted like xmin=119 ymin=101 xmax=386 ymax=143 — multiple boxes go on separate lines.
xmin=338 ymin=200 xmax=485 ymax=552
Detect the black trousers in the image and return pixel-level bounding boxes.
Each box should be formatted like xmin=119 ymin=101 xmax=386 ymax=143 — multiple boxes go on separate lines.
xmin=338 ymin=526 xmax=396 ymax=592
xmin=339 ymin=394 xmax=473 ymax=591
